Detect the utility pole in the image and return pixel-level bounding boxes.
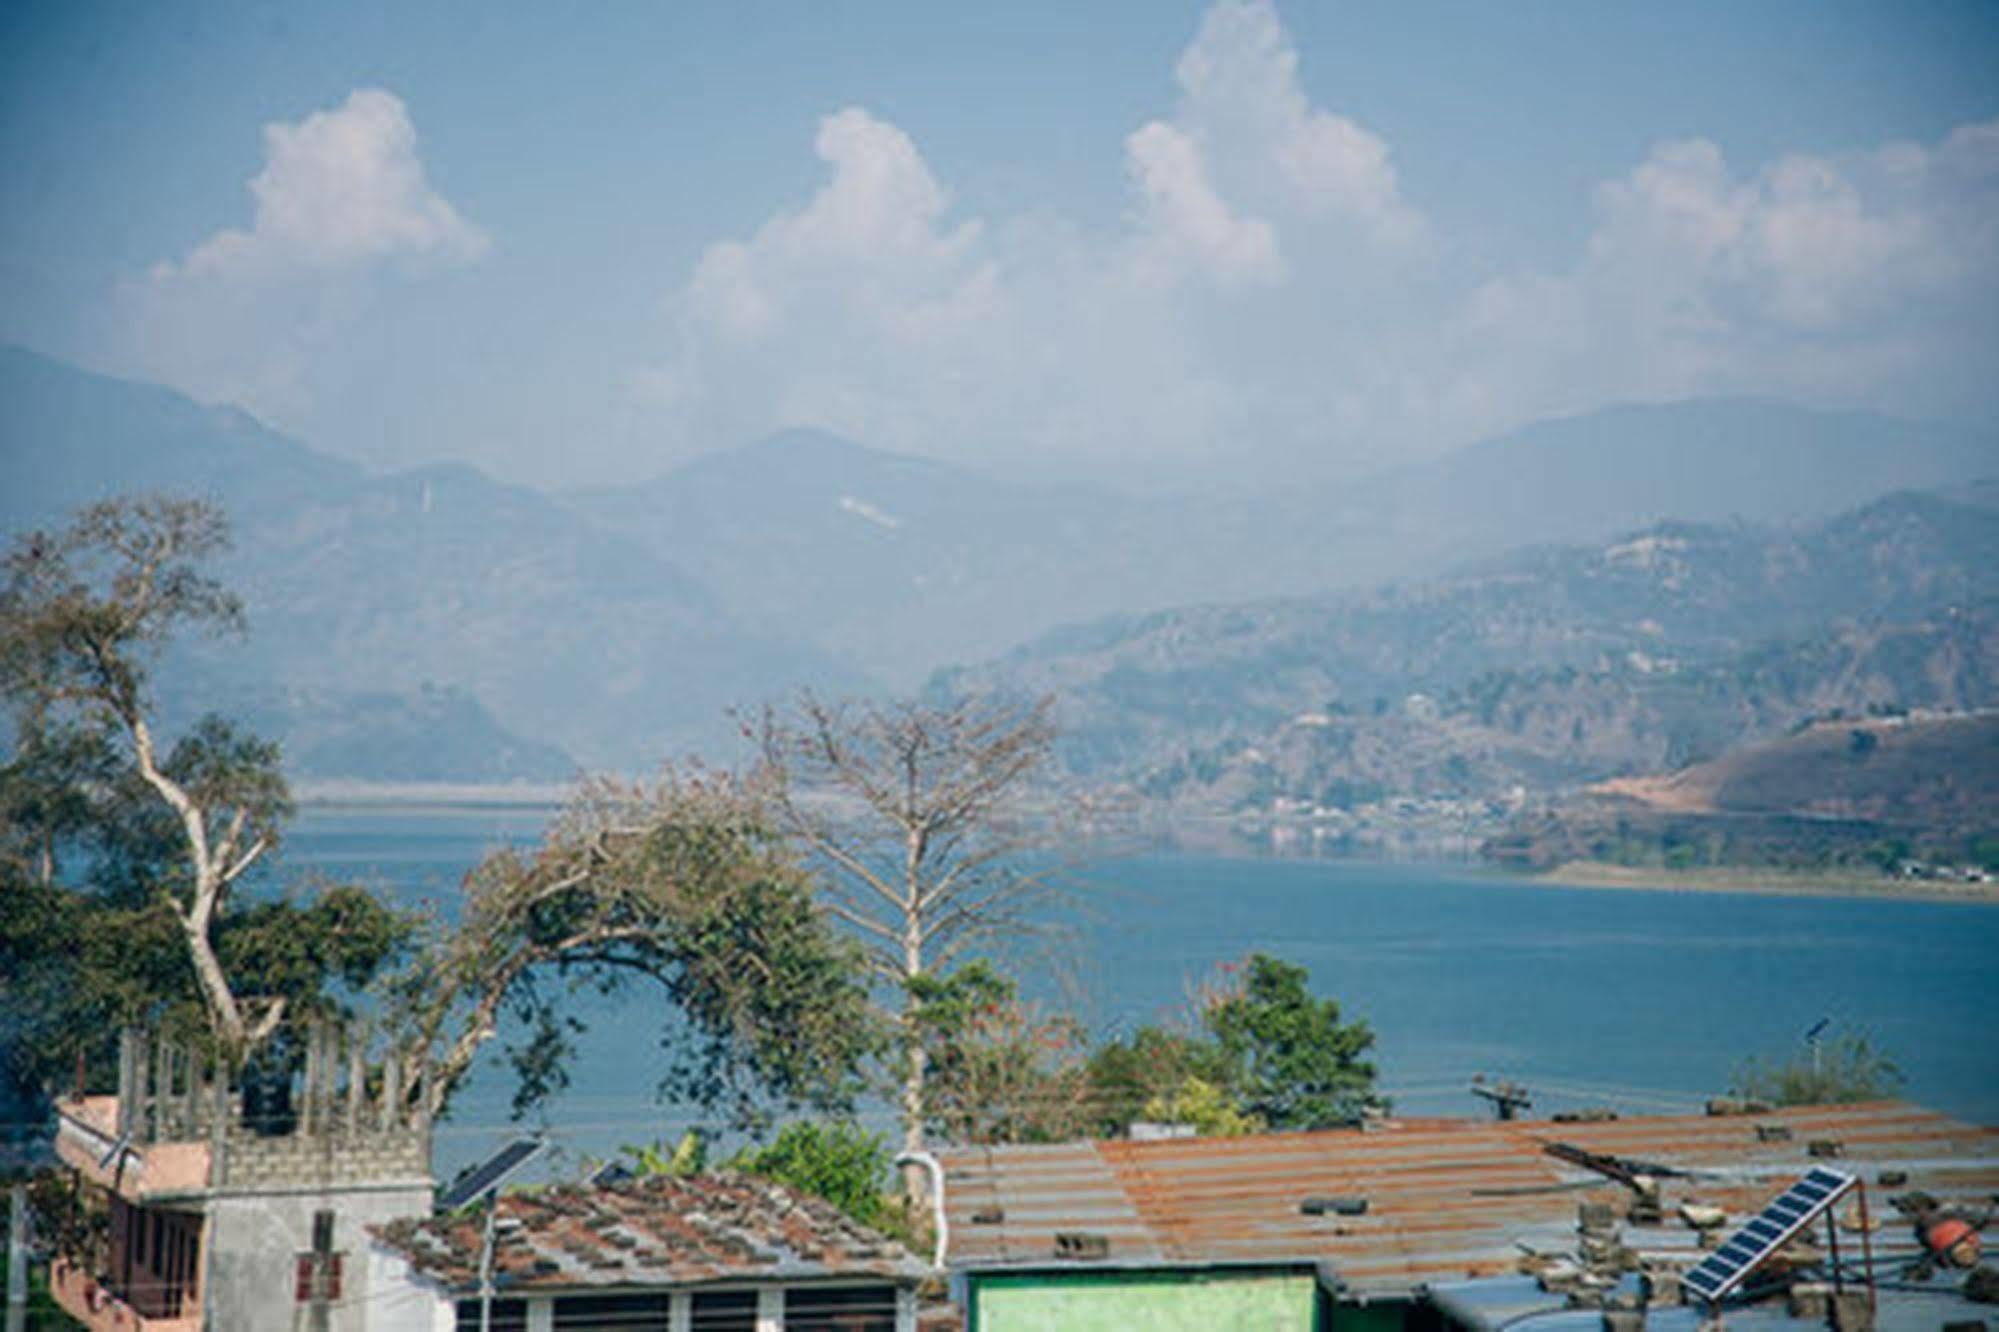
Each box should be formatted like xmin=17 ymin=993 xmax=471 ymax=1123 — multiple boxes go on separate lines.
xmin=6 ymin=1182 xmax=26 ymax=1332
xmin=479 ymin=1196 xmax=497 ymax=1332
xmin=1470 ymin=1075 xmax=1533 ymax=1121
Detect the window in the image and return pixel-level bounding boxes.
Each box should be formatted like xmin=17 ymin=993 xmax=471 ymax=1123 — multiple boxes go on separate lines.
xmin=293 ymin=1253 xmax=344 ymax=1302
xmin=784 ymin=1284 xmax=898 ymax=1331
xmin=690 ymin=1289 xmax=758 ymax=1331
xmin=456 ymin=1298 xmax=529 ymax=1331
xmin=552 ymin=1292 xmax=672 ymax=1330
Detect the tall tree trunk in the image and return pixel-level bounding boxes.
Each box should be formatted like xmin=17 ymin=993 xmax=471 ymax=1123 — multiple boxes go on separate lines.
xmin=899 ymin=853 xmax=927 ymax=1201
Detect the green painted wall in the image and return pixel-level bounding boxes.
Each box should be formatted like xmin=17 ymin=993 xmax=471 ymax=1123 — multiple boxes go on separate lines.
xmin=971 ymin=1269 xmax=1319 ymax=1331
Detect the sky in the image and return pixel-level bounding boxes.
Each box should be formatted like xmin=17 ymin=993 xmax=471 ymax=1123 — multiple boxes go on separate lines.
xmin=2 ymin=0 xmax=1995 ymax=490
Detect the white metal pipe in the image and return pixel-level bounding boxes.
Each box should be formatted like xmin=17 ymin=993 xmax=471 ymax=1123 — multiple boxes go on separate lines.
xmin=894 ymin=1151 xmax=947 ymax=1269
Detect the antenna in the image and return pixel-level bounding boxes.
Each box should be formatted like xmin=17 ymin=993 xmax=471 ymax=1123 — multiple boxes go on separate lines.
xmin=1806 ymin=1018 xmax=1831 ymax=1080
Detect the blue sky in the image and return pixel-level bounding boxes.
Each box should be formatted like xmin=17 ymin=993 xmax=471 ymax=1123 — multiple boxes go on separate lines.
xmin=3 ymin=1 xmax=1995 ymax=487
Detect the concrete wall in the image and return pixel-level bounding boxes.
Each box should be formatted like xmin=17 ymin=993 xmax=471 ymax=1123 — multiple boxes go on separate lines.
xmin=362 ymin=1245 xmax=455 ymax=1332
xmin=970 ymin=1269 xmax=1319 ymax=1332
xmin=204 ymin=1182 xmax=433 ymax=1332
xmin=218 ymin=1130 xmax=430 ymax=1192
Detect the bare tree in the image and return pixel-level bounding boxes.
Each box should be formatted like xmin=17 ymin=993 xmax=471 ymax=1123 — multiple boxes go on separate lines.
xmin=0 ymin=496 xmax=289 ymax=1050
xmin=746 ymin=692 xmax=1058 ymax=1178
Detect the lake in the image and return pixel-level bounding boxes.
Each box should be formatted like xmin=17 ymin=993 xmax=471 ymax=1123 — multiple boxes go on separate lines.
xmin=280 ymin=804 xmax=1999 ymax=1178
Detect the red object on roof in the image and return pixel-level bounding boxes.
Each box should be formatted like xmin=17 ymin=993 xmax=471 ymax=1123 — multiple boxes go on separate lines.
xmin=1926 ymin=1216 xmax=1978 ymax=1258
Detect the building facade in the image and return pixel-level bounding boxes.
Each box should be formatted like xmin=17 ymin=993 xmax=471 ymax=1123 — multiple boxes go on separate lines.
xmin=49 ymin=1024 xmax=435 ymax=1332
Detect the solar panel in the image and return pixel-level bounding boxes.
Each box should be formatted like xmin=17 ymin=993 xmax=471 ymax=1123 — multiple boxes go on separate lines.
xmin=1682 ymin=1166 xmax=1856 ymax=1304
xmin=436 ymin=1137 xmax=545 ymax=1212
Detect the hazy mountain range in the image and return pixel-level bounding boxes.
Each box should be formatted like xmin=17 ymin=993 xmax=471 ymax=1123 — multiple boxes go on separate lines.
xmin=940 ymin=488 xmax=1999 ymax=800
xmin=2 ymin=346 xmax=1994 ymax=783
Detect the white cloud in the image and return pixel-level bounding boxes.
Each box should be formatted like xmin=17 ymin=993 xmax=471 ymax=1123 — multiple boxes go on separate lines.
xmin=640 ymin=2 xmax=1996 ymax=482
xmin=1449 ymin=119 xmax=1999 ymax=432
xmin=684 ymin=108 xmax=990 ymax=345
xmin=1165 ymin=0 xmax=1424 ymax=248
xmin=1123 ymin=121 xmax=1281 ymax=288
xmin=114 ymin=88 xmax=486 ymax=420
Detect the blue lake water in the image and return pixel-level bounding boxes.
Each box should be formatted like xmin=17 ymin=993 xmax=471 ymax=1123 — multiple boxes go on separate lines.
xmin=279 ymin=805 xmax=1999 ymax=1178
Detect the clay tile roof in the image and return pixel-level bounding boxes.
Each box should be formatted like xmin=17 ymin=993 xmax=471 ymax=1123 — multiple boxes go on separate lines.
xmin=936 ymin=1101 xmax=1999 ymax=1299
xmin=372 ymin=1170 xmax=929 ymax=1294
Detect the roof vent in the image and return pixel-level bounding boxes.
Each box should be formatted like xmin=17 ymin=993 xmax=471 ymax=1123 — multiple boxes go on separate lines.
xmin=1301 ymin=1196 xmax=1368 ymax=1217
xmin=1054 ymin=1232 xmax=1110 ymax=1260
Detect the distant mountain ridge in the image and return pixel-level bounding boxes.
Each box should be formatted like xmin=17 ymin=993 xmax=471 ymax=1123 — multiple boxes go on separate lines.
xmin=935 ymin=490 xmax=1999 ymax=798
xmin=0 ymin=348 xmax=857 ymax=778
xmin=568 ymin=397 xmax=1997 ymax=689
xmin=6 ymin=344 xmax=1996 ymax=784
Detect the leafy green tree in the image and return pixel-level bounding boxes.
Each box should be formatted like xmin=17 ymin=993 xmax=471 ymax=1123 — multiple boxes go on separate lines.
xmin=1081 ymin=955 xmax=1380 ymax=1137
xmin=1140 ymin=1076 xmax=1263 ymax=1137
xmin=909 ymin=962 xmax=1086 ymax=1146
xmin=0 ymin=497 xmax=416 ymax=1107
xmin=620 ymin=1130 xmax=707 ymax=1178
xmin=1206 ymin=954 xmax=1381 ymax=1129
xmin=0 ymin=497 xmax=301 ymax=1051
xmin=1082 ymin=1025 xmax=1233 ymax=1137
xmin=1732 ymin=1027 xmax=1903 ymax=1106
xmin=390 ymin=771 xmax=882 ymax=1124
xmin=727 ymin=1121 xmax=897 ymax=1231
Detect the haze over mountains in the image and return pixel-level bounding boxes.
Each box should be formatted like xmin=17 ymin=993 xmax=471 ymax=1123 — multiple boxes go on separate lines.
xmin=947 ymin=490 xmax=1999 ymax=812
xmin=2 ymin=346 xmax=1994 ymax=785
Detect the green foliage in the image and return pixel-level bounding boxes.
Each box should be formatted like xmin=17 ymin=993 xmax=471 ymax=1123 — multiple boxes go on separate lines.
xmin=401 ymin=772 xmax=883 ymax=1125
xmin=1140 ymin=1076 xmax=1264 ymax=1137
xmin=910 ymin=962 xmax=1087 ymax=1146
xmin=1081 ymin=954 xmax=1380 ymax=1137
xmin=727 ymin=1121 xmax=896 ymax=1231
xmin=621 ymin=1130 xmax=708 ymax=1178
xmin=1205 ymin=955 xmax=1381 ymax=1130
xmin=1082 ymin=1025 xmax=1232 ymax=1137
xmin=1732 ymin=1027 xmax=1904 ymax=1106
xmin=26 ymin=1167 xmax=108 ymax=1271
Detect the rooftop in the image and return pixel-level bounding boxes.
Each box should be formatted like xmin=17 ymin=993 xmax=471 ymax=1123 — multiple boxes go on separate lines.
xmin=373 ymin=1171 xmax=929 ymax=1294
xmin=1425 ymin=1271 xmax=1989 ymax=1331
xmin=936 ymin=1100 xmax=1999 ymax=1299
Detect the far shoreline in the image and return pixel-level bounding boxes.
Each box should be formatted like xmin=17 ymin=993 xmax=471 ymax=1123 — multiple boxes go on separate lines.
xmin=294 ymin=779 xmax=572 ymax=809
xmin=1535 ymin=859 xmax=1999 ymax=905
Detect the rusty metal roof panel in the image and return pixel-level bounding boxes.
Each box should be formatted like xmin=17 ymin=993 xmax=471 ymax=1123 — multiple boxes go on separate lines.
xmin=935 ymin=1102 xmax=1999 ymax=1298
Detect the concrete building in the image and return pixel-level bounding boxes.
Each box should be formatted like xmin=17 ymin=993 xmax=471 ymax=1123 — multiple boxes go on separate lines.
xmin=369 ymin=1170 xmax=931 ymax=1330
xmin=49 ymin=1024 xmax=434 ymax=1331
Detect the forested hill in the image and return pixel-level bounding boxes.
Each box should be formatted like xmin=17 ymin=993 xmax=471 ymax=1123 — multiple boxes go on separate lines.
xmin=934 ymin=488 xmax=1999 ymax=810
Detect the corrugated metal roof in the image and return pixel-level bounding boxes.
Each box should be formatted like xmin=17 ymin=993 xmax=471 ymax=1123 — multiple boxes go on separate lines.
xmin=374 ymin=1170 xmax=929 ymax=1294
xmin=937 ymin=1101 xmax=1999 ymax=1298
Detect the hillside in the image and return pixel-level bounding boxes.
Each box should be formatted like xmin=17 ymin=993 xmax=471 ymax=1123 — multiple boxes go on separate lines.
xmin=7 ymin=347 xmax=1996 ymax=783
xmin=939 ymin=490 xmax=1999 ymax=783
xmin=1490 ymin=712 xmax=1999 ymax=872
xmin=1596 ymin=711 xmax=1999 ymax=829
xmin=0 ymin=349 xmax=858 ymax=775
xmin=570 ymin=399 xmax=1999 ymax=688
